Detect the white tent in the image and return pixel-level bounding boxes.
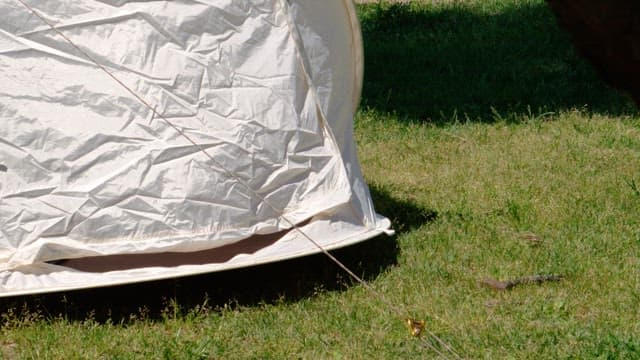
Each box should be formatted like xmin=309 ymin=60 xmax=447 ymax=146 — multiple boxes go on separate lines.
xmin=0 ymin=0 xmax=391 ymax=296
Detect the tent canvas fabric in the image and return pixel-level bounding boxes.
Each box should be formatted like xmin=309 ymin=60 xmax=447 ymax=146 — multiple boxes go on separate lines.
xmin=0 ymin=0 xmax=391 ymax=297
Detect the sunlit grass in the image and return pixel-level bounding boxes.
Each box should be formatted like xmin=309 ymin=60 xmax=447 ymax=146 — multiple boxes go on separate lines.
xmin=356 ymin=108 xmax=640 ymax=358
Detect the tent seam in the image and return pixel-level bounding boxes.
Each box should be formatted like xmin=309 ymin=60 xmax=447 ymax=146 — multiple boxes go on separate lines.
xmin=276 ymin=0 xmax=369 ymax=226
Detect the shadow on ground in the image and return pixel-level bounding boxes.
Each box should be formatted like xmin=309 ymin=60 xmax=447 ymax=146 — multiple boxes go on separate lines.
xmin=0 ymin=186 xmax=435 ymax=323
xmin=358 ymin=1 xmax=638 ymax=123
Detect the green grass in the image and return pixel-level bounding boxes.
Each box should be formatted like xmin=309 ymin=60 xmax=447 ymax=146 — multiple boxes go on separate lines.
xmin=3 ymin=0 xmax=640 ymax=358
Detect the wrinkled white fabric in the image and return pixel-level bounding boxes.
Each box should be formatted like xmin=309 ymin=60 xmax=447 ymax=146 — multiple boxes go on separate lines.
xmin=0 ymin=0 xmax=390 ymax=296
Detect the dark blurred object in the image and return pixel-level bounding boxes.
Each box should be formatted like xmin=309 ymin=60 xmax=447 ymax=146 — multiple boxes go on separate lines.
xmin=546 ymin=0 xmax=640 ymax=105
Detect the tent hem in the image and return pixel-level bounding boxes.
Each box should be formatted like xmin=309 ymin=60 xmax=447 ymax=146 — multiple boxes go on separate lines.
xmin=0 ymin=216 xmax=391 ymax=297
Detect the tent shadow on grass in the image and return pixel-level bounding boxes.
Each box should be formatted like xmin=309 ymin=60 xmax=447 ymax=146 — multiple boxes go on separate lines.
xmin=0 ymin=186 xmax=435 ymax=323
xmin=358 ymin=1 xmax=638 ymax=124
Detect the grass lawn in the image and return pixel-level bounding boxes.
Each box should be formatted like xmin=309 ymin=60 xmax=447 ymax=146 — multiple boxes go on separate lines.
xmin=2 ymin=0 xmax=640 ymax=358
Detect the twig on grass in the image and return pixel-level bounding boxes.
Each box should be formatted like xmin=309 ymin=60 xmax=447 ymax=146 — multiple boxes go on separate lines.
xmin=480 ymin=275 xmax=563 ymax=291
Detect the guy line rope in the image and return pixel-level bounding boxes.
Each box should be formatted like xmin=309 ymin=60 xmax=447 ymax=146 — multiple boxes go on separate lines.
xmin=13 ymin=1 xmax=462 ymax=357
